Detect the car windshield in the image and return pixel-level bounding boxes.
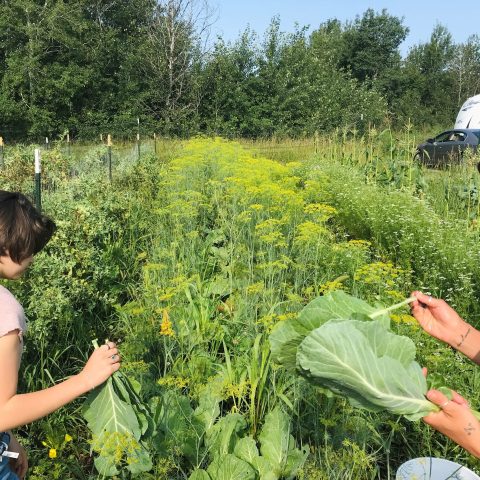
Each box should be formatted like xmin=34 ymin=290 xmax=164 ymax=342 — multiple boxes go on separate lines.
xmin=472 ymin=131 xmax=480 ymax=140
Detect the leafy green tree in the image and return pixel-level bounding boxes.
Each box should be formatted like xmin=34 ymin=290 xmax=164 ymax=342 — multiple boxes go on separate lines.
xmin=198 ymin=29 xmax=260 ymax=136
xmin=0 ymin=0 xmax=154 ymax=140
xmin=451 ymin=35 xmax=480 ymax=106
xmin=401 ymin=24 xmax=456 ymax=126
xmin=339 ymin=8 xmax=408 ymax=83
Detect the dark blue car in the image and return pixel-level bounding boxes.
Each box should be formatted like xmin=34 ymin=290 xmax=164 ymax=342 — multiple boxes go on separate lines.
xmin=414 ymin=129 xmax=480 ymax=167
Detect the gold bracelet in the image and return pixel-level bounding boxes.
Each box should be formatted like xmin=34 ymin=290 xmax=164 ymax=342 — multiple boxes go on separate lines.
xmin=457 ymin=326 xmax=471 ymax=348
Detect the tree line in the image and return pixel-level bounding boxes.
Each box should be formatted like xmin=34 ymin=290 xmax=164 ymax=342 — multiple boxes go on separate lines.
xmin=0 ymin=0 xmax=479 ymax=141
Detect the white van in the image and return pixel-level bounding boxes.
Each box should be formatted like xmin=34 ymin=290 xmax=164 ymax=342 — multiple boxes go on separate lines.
xmin=455 ymin=94 xmax=480 ymax=129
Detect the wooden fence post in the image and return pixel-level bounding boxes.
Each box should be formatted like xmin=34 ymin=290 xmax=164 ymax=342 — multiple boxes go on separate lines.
xmin=67 ymin=132 xmax=71 ymax=157
xmin=0 ymin=137 xmax=4 ymax=169
xmin=107 ymin=134 xmax=113 ymax=182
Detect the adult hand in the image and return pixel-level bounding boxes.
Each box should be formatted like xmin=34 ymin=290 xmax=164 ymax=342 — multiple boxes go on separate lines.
xmin=410 ymin=291 xmax=467 ymax=346
xmin=8 ymin=434 xmax=28 ymax=479
xmin=78 ymin=341 xmax=121 ymax=391
xmin=423 ymin=388 xmax=480 ymax=458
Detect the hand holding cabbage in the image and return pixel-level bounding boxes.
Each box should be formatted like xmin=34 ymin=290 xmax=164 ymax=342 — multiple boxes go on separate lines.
xmin=410 ymin=292 xmax=480 ymax=457
xmin=269 ymin=291 xmax=480 ymax=428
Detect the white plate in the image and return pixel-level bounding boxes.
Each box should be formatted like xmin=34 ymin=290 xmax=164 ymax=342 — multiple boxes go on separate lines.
xmin=396 ymin=457 xmax=480 ymax=480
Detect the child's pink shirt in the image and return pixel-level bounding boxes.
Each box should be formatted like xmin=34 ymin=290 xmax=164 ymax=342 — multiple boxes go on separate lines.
xmin=0 ymin=285 xmax=27 ymax=346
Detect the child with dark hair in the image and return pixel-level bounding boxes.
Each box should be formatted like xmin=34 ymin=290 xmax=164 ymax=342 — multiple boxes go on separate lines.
xmin=0 ymin=191 xmax=121 ymax=479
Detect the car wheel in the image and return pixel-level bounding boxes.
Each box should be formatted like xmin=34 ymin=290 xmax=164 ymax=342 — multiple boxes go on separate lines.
xmin=413 ymin=150 xmax=424 ymax=165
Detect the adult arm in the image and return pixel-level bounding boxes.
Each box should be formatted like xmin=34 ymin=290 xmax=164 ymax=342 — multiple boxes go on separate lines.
xmin=410 ymin=291 xmax=480 ymax=364
xmin=423 ymin=388 xmax=480 ymax=458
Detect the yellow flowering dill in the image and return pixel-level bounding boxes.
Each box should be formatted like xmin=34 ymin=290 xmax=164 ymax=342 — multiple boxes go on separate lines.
xmin=348 ymin=239 xmax=371 ymax=248
xmin=157 ymin=287 xmax=176 ymax=302
xmin=257 ymin=255 xmax=292 ymax=272
xmin=160 ymin=309 xmax=175 ymax=337
xmin=122 ymin=360 xmax=149 ymax=374
xmin=91 ymin=431 xmax=141 ymax=465
xmin=319 ymin=276 xmax=348 ymax=294
xmin=249 ymin=203 xmax=264 ymax=211
xmin=304 ymin=203 xmax=337 ymax=222
xmin=285 ymin=291 xmax=303 ymax=303
xmin=295 ymin=221 xmax=329 ymax=244
xmin=302 ymin=285 xmax=315 ymax=299
xmin=157 ymin=375 xmax=189 ymax=389
xmin=255 ymin=218 xmax=284 ymax=232
xmin=186 ymin=230 xmax=199 ymax=239
xmin=390 ymin=314 xmax=418 ymax=328
xmin=333 ymin=239 xmax=371 ymax=252
xmin=258 ymin=230 xmax=286 ymax=246
xmin=257 ymin=313 xmax=277 ymax=331
xmin=117 ymin=301 xmax=145 ymax=316
xmin=246 ymin=282 xmax=264 ymax=295
xmin=354 ymin=261 xmax=403 ymax=285
xmin=222 ymin=380 xmax=250 ymax=400
xmin=277 ymin=312 xmax=297 ymax=322
xmin=142 ymin=262 xmax=167 ymax=272
xmin=385 ymin=289 xmax=405 ymax=301
xmin=235 ymin=210 xmax=252 ymax=223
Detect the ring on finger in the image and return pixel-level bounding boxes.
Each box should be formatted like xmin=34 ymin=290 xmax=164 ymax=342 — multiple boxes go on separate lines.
xmin=111 ymin=354 xmax=117 ymax=361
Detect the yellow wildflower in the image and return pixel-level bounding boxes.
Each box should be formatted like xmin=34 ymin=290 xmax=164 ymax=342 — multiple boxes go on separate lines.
xmin=49 ymin=448 xmax=57 ymax=459
xmin=295 ymin=221 xmax=329 ymax=244
xmin=64 ymin=434 xmax=73 ymax=442
xmin=160 ymin=309 xmax=175 ymax=337
xmin=319 ymin=276 xmax=348 ymax=294
xmin=246 ymin=282 xmax=264 ymax=295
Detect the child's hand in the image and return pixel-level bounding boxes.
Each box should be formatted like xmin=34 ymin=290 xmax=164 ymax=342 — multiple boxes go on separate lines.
xmin=423 ymin=388 xmax=480 ymax=458
xmin=78 ymin=341 xmax=121 ymax=391
xmin=410 ymin=291 xmax=467 ymax=346
xmin=8 ymin=434 xmax=28 ymax=479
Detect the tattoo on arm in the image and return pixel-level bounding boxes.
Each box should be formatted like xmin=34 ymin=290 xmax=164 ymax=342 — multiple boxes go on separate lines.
xmin=464 ymin=422 xmax=476 ymax=436
xmin=457 ymin=327 xmax=471 ymax=348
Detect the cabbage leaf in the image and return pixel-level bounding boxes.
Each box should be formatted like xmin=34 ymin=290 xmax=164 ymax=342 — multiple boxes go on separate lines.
xmin=297 ymin=318 xmax=433 ymax=420
xmin=269 ymin=290 xmax=390 ymax=370
xmin=269 ymin=292 xmax=446 ymax=421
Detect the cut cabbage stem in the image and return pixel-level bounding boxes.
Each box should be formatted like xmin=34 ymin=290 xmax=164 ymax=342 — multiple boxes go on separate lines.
xmin=369 ymin=296 xmax=417 ymax=319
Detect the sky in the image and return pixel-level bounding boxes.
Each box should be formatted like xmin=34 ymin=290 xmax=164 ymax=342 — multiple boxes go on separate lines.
xmin=211 ymin=1 xmax=479 ymax=56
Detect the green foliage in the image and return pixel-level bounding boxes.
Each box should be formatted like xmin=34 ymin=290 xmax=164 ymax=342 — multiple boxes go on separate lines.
xmin=13 ymin=136 xmax=480 ymax=479
xmin=270 ymin=292 xmax=439 ymax=420
xmin=339 ymin=8 xmax=408 ymax=83
xmin=2 ymin=3 xmax=476 ymax=139
xmin=269 ymin=290 xmax=383 ymax=370
xmin=83 ymin=369 xmax=154 ymax=476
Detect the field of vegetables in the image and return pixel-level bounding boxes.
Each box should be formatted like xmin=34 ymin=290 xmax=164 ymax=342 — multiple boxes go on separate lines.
xmin=2 ymin=133 xmax=480 ymax=479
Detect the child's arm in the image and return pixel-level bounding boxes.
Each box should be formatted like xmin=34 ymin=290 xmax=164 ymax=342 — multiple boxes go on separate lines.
xmin=0 ymin=332 xmax=120 ymax=431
